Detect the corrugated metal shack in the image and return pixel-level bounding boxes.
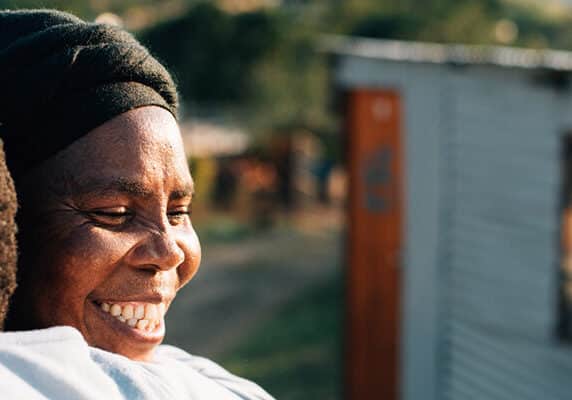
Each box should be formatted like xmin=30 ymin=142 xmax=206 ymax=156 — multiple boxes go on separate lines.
xmin=325 ymin=36 xmax=572 ymax=400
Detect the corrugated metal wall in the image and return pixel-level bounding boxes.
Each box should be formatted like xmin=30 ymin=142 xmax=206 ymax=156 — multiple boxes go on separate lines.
xmin=438 ymin=67 xmax=572 ymax=400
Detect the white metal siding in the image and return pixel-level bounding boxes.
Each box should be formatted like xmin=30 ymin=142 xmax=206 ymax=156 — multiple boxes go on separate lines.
xmin=439 ymin=66 xmax=572 ymax=399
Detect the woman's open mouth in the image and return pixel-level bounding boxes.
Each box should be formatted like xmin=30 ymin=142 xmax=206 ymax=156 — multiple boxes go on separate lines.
xmin=90 ymin=300 xmax=167 ymax=343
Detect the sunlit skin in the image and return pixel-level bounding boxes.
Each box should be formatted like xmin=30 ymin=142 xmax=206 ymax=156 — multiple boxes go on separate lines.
xmin=8 ymin=106 xmax=201 ymax=361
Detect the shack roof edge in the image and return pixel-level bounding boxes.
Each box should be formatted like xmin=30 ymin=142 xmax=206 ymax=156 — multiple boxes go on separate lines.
xmin=320 ymin=35 xmax=572 ymax=72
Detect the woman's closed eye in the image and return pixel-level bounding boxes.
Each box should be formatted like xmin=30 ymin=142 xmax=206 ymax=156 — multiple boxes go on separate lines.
xmin=83 ymin=204 xmax=191 ymax=227
xmin=167 ymin=205 xmax=191 ymax=225
xmin=87 ymin=208 xmax=132 ymax=226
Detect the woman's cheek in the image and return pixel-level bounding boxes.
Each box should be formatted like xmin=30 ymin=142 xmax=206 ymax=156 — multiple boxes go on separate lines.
xmin=46 ymin=228 xmax=130 ymax=286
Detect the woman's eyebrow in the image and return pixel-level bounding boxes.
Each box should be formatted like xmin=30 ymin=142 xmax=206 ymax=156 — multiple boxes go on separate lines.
xmin=66 ymin=177 xmax=195 ymax=200
xmin=170 ymin=183 xmax=195 ymax=201
xmin=68 ymin=177 xmax=154 ymax=198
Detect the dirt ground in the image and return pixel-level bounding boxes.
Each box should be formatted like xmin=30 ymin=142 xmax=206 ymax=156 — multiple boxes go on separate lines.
xmin=164 ymin=205 xmax=343 ymax=359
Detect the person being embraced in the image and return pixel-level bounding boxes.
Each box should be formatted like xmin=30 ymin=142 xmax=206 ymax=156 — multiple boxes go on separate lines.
xmin=0 ymin=9 xmax=273 ymax=400
xmin=0 ymin=143 xmax=17 ymax=332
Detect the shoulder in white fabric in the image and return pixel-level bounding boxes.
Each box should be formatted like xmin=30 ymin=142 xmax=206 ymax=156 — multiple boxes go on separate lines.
xmin=89 ymin=344 xmax=275 ymax=400
xmin=0 ymin=328 xmax=275 ymax=400
xmin=0 ymin=327 xmax=124 ymax=400
xmin=154 ymin=345 xmax=276 ymax=400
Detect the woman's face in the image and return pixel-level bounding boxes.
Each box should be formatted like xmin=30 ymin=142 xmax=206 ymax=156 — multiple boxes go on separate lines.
xmin=14 ymin=106 xmax=200 ymax=361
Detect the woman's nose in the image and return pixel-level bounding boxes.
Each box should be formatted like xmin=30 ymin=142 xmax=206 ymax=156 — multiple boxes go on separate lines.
xmin=126 ymin=229 xmax=186 ymax=272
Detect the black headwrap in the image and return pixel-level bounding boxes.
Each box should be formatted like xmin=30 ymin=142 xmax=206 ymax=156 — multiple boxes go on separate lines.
xmin=0 ymin=9 xmax=179 ymax=178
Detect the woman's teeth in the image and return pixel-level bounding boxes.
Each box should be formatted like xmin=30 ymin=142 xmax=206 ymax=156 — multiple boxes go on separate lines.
xmin=99 ymin=302 xmax=165 ymax=331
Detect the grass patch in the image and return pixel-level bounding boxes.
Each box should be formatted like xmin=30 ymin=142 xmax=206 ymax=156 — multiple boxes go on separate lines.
xmin=221 ymin=277 xmax=343 ymax=400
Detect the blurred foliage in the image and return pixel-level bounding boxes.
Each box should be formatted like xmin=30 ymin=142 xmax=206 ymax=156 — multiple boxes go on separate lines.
xmin=139 ymin=2 xmax=335 ymax=140
xmin=140 ymin=3 xmax=279 ymax=105
xmin=0 ymin=0 xmax=196 ymax=21
xmin=344 ymin=0 xmax=569 ymax=46
xmin=195 ymin=216 xmax=254 ymax=243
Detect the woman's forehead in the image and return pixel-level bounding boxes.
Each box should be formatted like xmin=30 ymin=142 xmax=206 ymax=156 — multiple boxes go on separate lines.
xmin=68 ymin=107 xmax=184 ymax=164
xmin=84 ymin=107 xmax=182 ymax=151
xmin=38 ymin=107 xmax=192 ymax=198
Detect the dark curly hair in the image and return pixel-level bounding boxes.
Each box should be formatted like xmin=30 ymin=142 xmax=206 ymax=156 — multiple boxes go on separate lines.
xmin=0 ymin=140 xmax=17 ymax=330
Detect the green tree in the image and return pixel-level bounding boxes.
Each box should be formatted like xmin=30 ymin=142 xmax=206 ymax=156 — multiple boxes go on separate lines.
xmin=140 ymin=3 xmax=279 ymax=106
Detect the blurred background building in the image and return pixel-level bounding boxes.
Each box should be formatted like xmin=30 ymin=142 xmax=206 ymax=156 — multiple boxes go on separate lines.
xmin=8 ymin=0 xmax=572 ymax=398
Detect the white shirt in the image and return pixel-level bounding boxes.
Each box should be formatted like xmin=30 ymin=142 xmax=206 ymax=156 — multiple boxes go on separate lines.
xmin=0 ymin=326 xmax=274 ymax=400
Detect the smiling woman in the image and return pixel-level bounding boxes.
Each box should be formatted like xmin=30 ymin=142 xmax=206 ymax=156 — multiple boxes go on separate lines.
xmin=10 ymin=107 xmax=200 ymax=362
xmin=0 ymin=9 xmax=273 ymax=399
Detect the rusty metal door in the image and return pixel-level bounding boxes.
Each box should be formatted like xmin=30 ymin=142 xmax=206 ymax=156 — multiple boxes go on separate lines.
xmin=346 ymin=89 xmax=403 ymax=400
